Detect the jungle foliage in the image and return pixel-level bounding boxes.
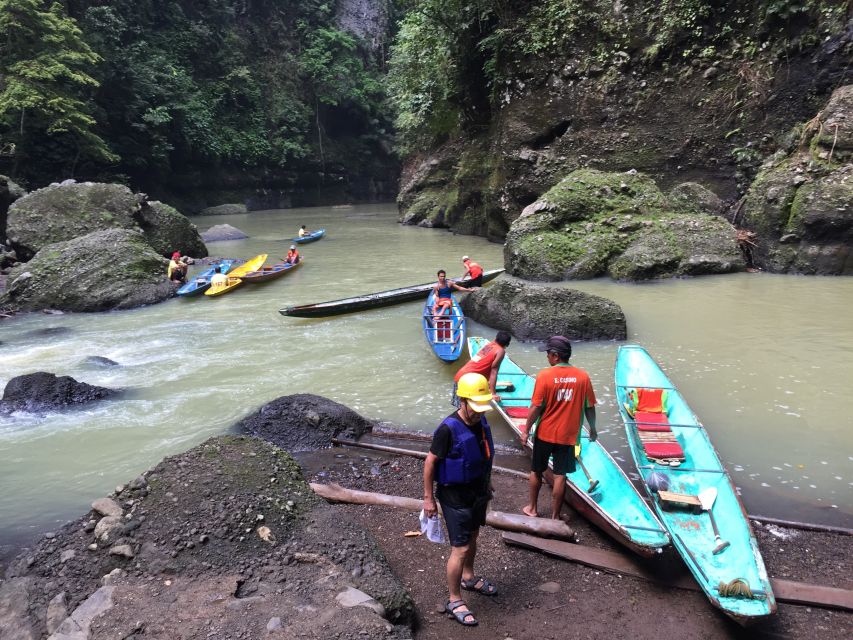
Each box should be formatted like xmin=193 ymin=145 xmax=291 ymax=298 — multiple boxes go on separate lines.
xmin=0 ymin=0 xmax=391 ymax=189
xmin=386 ymin=0 xmax=850 ymax=154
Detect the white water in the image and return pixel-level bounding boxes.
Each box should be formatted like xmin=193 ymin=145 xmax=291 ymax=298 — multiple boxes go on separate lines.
xmin=1 ymin=203 xmax=851 ymax=554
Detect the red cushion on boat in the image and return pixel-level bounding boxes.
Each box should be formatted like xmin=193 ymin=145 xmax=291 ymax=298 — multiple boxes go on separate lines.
xmin=635 ymin=411 xmax=671 ymax=432
xmin=505 ymin=407 xmax=529 ymax=418
xmin=643 ymin=442 xmax=685 ymax=459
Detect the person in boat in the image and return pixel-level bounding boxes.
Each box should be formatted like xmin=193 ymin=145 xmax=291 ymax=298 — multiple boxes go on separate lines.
xmin=521 ymin=336 xmax=597 ymax=520
xmin=210 ymin=265 xmax=228 ymax=288
xmin=285 ymin=245 xmax=300 ymax=265
xmin=460 ymin=256 xmax=484 ymax=287
xmin=423 ymin=372 xmax=498 ymax=627
xmin=431 ymin=270 xmax=473 ymax=319
xmin=167 ymin=251 xmax=187 ymax=284
xmin=298 ymin=225 xmax=308 ymax=238
xmin=453 ymin=331 xmax=511 ymax=407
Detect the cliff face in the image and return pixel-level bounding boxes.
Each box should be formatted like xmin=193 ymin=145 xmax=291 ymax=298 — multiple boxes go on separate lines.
xmin=395 ymin=2 xmax=853 ymax=257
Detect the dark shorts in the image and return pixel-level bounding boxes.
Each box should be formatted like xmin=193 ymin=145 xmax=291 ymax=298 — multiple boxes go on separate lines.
xmin=531 ymin=438 xmax=576 ymax=475
xmin=438 ymin=496 xmax=489 ymax=547
xmin=469 ymin=274 xmax=483 ymax=287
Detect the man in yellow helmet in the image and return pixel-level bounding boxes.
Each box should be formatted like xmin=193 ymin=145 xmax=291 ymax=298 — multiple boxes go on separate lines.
xmin=423 ymin=372 xmax=496 ymax=627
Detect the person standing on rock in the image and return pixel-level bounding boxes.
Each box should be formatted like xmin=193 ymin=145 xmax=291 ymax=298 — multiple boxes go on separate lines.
xmin=452 ymin=331 xmax=511 ymax=406
xmin=423 ymin=372 xmax=498 ymax=627
xmin=521 ymin=336 xmax=597 ymax=520
xmin=460 ymin=256 xmax=484 ymax=287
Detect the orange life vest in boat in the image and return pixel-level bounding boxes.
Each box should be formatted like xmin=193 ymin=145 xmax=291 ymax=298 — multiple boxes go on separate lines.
xmin=633 ymin=388 xmax=667 ymax=414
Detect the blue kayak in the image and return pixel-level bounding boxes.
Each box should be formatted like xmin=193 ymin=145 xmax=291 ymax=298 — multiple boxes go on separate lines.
xmin=615 ymin=344 xmax=776 ymax=624
xmin=292 ymin=228 xmax=325 ymax=244
xmin=423 ymin=292 xmax=465 ymax=363
xmin=177 ymin=259 xmax=236 ymax=297
xmin=468 ymin=336 xmax=669 ymax=557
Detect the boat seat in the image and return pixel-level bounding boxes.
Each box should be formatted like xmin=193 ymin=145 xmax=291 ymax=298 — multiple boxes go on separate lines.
xmin=632 ymin=408 xmax=686 ymax=463
xmin=505 ymin=406 xmax=529 ymax=419
xmin=634 ymin=411 xmax=672 ymax=432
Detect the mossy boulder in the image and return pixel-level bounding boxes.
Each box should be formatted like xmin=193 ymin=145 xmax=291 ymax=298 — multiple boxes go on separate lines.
xmin=459 ymin=278 xmax=626 ymax=341
xmin=137 ymin=200 xmax=208 ymax=258
xmin=199 ymin=203 xmax=248 ymax=215
xmin=0 ymin=174 xmax=26 ymax=245
xmin=7 ymin=182 xmax=144 ymax=261
xmin=814 ymin=84 xmax=853 ymax=162
xmin=504 ymin=169 xmax=742 ymax=281
xmin=0 ymin=228 xmax=173 ymax=312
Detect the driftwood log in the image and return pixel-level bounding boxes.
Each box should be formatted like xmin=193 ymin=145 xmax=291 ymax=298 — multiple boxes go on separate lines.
xmin=310 ymin=482 xmax=577 ymax=541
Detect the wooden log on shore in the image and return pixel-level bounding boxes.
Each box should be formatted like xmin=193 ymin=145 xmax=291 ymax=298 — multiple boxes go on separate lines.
xmin=310 ymin=482 xmax=577 ymax=541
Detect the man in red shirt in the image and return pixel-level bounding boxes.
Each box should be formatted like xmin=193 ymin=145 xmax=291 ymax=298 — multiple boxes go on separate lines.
xmin=460 ymin=256 xmax=484 ymax=287
xmin=520 ymin=336 xmax=597 ymax=519
xmin=452 ymin=331 xmax=511 ymax=406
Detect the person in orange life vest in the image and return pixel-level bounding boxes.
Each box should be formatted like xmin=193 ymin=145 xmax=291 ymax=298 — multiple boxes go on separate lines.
xmin=460 ymin=255 xmax=484 ymax=287
xmin=452 ymin=331 xmax=511 ymax=408
xmin=285 ymin=245 xmax=300 ymax=265
xmin=431 ymin=269 xmax=473 ymax=319
xmin=521 ymin=336 xmax=597 ymax=520
xmin=423 ymin=373 xmax=498 ymax=627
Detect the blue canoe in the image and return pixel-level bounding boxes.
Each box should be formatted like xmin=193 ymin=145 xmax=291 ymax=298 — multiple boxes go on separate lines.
xmin=615 ymin=344 xmax=776 ymax=624
xmin=423 ymin=292 xmax=465 ymax=363
xmin=292 ymin=228 xmax=325 ymax=244
xmin=468 ymin=337 xmax=669 ymax=557
xmin=176 ymin=259 xmax=236 ymax=297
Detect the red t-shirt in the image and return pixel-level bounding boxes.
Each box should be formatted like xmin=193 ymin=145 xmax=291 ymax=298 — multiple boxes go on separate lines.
xmin=466 ymin=261 xmax=483 ymax=278
xmin=531 ymin=364 xmax=596 ymax=445
xmin=454 ymin=341 xmax=502 ymax=382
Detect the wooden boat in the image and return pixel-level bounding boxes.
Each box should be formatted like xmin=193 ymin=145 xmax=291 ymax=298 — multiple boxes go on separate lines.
xmin=176 ymin=259 xmax=235 ymax=297
xmin=423 ymin=292 xmax=465 ymax=363
xmin=292 ymin=228 xmax=325 ymax=244
xmin=468 ymin=337 xmax=669 ymax=558
xmin=280 ymin=269 xmax=504 ymax=318
xmin=205 ymin=254 xmax=267 ymax=297
xmin=240 ymin=258 xmax=303 ymax=283
xmin=615 ymin=344 xmax=776 ymax=623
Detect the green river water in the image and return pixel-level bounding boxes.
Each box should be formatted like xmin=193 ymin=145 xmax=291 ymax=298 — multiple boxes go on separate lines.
xmin=1 ymin=203 xmax=851 ymax=558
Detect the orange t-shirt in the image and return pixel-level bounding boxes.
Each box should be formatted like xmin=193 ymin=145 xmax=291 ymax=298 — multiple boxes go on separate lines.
xmin=454 ymin=341 xmax=502 ymax=382
xmin=531 ymin=364 xmax=596 ymax=445
xmin=466 ymin=261 xmax=483 ymax=278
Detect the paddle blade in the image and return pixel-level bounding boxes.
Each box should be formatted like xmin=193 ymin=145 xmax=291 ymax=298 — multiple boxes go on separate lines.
xmin=697 ymin=487 xmax=718 ymax=511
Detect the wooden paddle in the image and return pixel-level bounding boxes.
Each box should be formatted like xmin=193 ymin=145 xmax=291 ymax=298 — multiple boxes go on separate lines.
xmin=575 ymin=439 xmax=599 ymax=492
xmin=698 ymin=487 xmax=730 ymax=554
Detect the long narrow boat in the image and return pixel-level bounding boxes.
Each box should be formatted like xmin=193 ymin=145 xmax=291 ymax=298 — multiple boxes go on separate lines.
xmin=292 ymin=228 xmax=325 ymax=244
xmin=423 ymin=292 xmax=465 ymax=363
xmin=615 ymin=344 xmax=776 ymax=624
xmin=205 ymin=254 xmax=267 ymax=297
xmin=240 ymin=258 xmax=303 ymax=284
xmin=280 ymin=269 xmax=504 ymax=318
xmin=468 ymin=337 xmax=669 ymax=558
xmin=177 ymin=259 xmax=235 ymax=297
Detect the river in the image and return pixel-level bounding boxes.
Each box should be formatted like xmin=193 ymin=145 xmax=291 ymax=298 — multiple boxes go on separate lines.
xmin=1 ymin=203 xmax=851 ymax=559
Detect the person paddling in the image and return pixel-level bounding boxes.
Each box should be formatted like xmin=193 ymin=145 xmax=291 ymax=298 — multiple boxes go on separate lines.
xmin=285 ymin=245 xmax=300 ymax=264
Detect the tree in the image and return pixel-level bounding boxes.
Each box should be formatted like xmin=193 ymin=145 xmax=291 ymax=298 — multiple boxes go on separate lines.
xmin=0 ymin=0 xmax=116 ymax=179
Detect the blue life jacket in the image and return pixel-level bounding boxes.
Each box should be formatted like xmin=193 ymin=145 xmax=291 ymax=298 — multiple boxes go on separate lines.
xmin=436 ymin=415 xmax=494 ymax=485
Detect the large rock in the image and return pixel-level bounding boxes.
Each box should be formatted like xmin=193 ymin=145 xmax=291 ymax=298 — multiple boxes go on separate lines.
xmin=0 ymin=174 xmax=26 ymax=246
xmin=741 ymin=85 xmax=853 ymax=274
xmin=201 ymin=224 xmax=249 ymax=242
xmin=504 ymin=169 xmax=743 ymax=281
xmin=234 ymin=394 xmax=376 ymax=451
xmin=6 ymin=182 xmax=144 ymax=261
xmin=137 ymin=201 xmax=207 ymax=258
xmin=0 ymin=228 xmax=174 ymax=312
xmin=0 ymin=372 xmax=117 ymax=413
xmin=459 ymin=278 xmax=626 ymax=341
xmin=199 ymin=203 xmax=247 ymax=215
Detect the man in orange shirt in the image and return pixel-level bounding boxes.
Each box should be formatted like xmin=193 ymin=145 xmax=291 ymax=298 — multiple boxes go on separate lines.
xmin=520 ymin=336 xmax=597 ymax=519
xmin=460 ymin=256 xmax=484 ymax=287
xmin=452 ymin=331 xmax=511 ymax=407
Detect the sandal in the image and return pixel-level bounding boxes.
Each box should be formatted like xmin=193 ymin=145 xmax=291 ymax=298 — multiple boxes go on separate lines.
xmin=445 ymin=599 xmax=477 ymax=626
xmin=461 ymin=575 xmax=498 ymax=596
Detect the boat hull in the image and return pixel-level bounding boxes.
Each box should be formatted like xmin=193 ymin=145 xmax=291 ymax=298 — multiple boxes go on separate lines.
xmin=423 ymin=293 xmax=465 ymax=363
xmin=205 ymin=254 xmax=268 ymax=297
xmin=177 ymin=260 xmax=235 ymax=296
xmin=281 ymin=269 xmax=503 ymax=317
xmin=292 ymin=228 xmax=325 ymax=244
xmin=615 ymin=344 xmax=776 ymax=623
xmin=468 ymin=337 xmax=669 ymax=557
xmin=240 ymin=259 xmax=303 ymax=283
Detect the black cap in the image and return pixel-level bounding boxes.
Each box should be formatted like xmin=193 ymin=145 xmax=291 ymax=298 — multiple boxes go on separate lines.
xmin=538 ymin=336 xmax=572 ymax=358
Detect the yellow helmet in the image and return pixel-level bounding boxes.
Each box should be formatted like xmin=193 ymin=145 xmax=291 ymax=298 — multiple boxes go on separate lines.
xmin=456 ymin=373 xmax=493 ymax=413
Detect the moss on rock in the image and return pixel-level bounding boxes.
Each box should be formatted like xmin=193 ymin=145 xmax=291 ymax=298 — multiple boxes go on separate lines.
xmin=138 ymin=201 xmax=208 ymax=258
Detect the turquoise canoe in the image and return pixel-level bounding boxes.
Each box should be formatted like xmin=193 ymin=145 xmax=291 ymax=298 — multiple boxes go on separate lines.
xmin=615 ymin=344 xmax=776 ymax=624
xmin=176 ymin=259 xmax=236 ymax=297
xmin=468 ymin=337 xmax=669 ymax=557
xmin=292 ymin=228 xmax=325 ymax=244
xmin=423 ymin=292 xmax=465 ymax=363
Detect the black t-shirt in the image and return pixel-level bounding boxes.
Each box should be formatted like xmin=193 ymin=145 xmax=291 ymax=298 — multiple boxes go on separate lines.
xmin=430 ymin=412 xmax=491 ymax=507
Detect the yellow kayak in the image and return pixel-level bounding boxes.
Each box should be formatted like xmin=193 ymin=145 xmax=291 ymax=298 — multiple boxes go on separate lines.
xmin=205 ymin=254 xmax=268 ymax=297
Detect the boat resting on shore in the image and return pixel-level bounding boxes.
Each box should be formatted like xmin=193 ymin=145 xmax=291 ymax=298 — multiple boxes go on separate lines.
xmin=468 ymin=336 xmax=669 ymax=558
xmin=615 ymin=344 xmax=776 ymax=624
xmin=280 ymin=269 xmax=503 ymax=318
